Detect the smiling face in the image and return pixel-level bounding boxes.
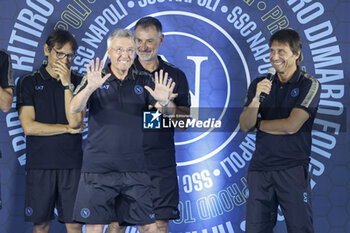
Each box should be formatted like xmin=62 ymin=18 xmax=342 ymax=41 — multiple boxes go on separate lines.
xmin=107 ymin=37 xmax=136 ymax=78
xmin=269 ymin=40 xmax=301 ymax=82
xmin=135 ymin=25 xmax=163 ymax=62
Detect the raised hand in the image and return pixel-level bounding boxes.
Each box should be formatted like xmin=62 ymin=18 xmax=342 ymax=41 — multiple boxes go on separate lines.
xmin=144 ymin=69 xmax=177 ymax=106
xmin=86 ymin=58 xmax=111 ymax=91
xmin=255 ymin=78 xmax=272 ymax=99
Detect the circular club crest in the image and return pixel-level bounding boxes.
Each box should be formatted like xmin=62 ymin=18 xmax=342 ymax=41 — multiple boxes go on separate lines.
xmin=80 ymin=208 xmax=91 ymax=219
xmin=134 ymin=84 xmax=144 ymax=95
xmin=291 ymin=88 xmax=300 ymax=97
xmin=25 ymin=207 xmax=33 ymax=217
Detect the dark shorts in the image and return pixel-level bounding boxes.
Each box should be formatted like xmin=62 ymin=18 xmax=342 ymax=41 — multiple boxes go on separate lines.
xmin=73 ymin=172 xmax=156 ymax=226
xmin=148 ymin=166 xmax=180 ymax=220
xmin=246 ymin=165 xmax=314 ymax=233
xmin=24 ymin=169 xmax=81 ymax=223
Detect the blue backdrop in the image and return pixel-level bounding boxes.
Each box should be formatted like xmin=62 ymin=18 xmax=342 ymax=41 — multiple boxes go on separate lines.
xmin=0 ymin=0 xmax=349 ymax=232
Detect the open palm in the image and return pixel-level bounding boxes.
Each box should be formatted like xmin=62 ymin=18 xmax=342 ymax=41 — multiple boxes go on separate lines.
xmin=86 ymin=58 xmax=111 ymax=91
xmin=145 ymin=69 xmax=177 ymax=104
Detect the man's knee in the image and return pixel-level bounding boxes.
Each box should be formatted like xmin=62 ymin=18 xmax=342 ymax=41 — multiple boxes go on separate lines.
xmin=33 ymin=221 xmax=51 ymax=233
xmin=156 ymin=220 xmax=169 ymax=232
xmin=85 ymin=224 xmax=105 ymax=233
xmin=106 ymin=222 xmax=126 ymax=233
xmin=137 ymin=223 xmax=158 ymax=233
xmin=66 ymin=223 xmax=83 ymax=233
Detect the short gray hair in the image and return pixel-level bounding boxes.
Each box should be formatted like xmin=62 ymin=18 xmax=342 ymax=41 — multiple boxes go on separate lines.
xmin=107 ymin=29 xmax=136 ymax=48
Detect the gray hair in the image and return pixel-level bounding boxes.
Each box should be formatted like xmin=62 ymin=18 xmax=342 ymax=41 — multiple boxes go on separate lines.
xmin=107 ymin=29 xmax=136 ymax=48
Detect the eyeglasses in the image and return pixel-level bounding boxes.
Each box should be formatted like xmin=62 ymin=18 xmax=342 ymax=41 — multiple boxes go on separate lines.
xmin=51 ymin=47 xmax=75 ymax=60
xmin=110 ymin=47 xmax=135 ymax=55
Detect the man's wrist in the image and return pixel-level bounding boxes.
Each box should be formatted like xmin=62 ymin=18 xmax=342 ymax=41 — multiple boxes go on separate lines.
xmin=159 ymin=99 xmax=170 ymax=107
xmin=63 ymin=83 xmax=75 ymax=92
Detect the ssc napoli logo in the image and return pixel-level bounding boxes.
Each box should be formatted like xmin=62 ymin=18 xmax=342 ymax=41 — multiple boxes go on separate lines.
xmin=134 ymin=85 xmax=144 ymax=94
xmin=25 ymin=207 xmax=33 ymax=216
xmin=291 ymin=88 xmax=300 ymax=97
xmin=80 ymin=208 xmax=91 ymax=219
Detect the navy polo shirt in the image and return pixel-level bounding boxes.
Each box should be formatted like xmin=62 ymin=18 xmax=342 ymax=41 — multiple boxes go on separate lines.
xmin=16 ymin=65 xmax=83 ymax=170
xmin=244 ymin=68 xmax=321 ymax=171
xmin=0 ymin=49 xmax=14 ymax=89
xmin=133 ymin=56 xmax=191 ymax=169
xmin=76 ymin=64 xmax=156 ymax=173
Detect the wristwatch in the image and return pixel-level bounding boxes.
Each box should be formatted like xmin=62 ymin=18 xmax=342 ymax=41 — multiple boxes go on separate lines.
xmin=63 ymin=83 xmax=75 ymax=92
xmin=159 ymin=99 xmax=170 ymax=107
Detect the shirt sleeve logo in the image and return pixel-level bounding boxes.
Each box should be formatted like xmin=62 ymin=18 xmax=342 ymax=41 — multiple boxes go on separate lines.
xmin=134 ymin=85 xmax=144 ymax=95
xmin=291 ymin=88 xmax=300 ymax=97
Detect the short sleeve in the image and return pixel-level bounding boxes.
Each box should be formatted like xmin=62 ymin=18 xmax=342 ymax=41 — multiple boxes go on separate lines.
xmin=295 ymin=76 xmax=321 ymax=116
xmin=0 ymin=50 xmax=14 ymax=89
xmin=73 ymin=74 xmax=88 ymax=96
xmin=16 ymin=75 xmax=35 ymax=110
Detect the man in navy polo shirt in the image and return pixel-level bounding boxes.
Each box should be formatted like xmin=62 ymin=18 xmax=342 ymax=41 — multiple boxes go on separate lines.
xmin=17 ymin=29 xmax=85 ymax=233
xmin=0 ymin=49 xmax=13 ymax=113
xmin=240 ymin=29 xmax=320 ymax=233
xmin=71 ymin=29 xmax=176 ymax=233
xmin=107 ymin=16 xmax=191 ymax=233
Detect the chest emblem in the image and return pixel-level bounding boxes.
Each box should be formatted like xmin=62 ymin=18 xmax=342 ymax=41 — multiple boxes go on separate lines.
xmin=134 ymin=85 xmax=144 ymax=95
xmin=99 ymin=84 xmax=110 ymax=89
xmin=291 ymin=88 xmax=299 ymax=97
xmin=35 ymin=85 xmax=44 ymax=91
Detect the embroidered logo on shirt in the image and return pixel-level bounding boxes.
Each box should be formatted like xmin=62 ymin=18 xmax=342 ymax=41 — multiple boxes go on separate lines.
xmin=25 ymin=207 xmax=34 ymax=216
xmin=80 ymin=208 xmax=91 ymax=218
xmin=291 ymin=88 xmax=300 ymax=97
xmin=303 ymin=192 xmax=308 ymax=203
xmin=99 ymin=84 xmax=110 ymax=89
xmin=34 ymin=85 xmax=44 ymax=90
xmin=134 ymin=85 xmax=144 ymax=94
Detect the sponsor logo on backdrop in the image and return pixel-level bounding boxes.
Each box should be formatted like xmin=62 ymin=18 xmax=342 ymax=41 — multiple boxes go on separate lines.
xmin=4 ymin=0 xmax=345 ymax=232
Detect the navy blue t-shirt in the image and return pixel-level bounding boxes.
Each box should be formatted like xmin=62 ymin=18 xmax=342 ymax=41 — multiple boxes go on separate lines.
xmin=0 ymin=49 xmax=14 ymax=89
xmin=244 ymin=68 xmax=321 ymax=171
xmin=133 ymin=56 xmax=191 ymax=169
xmin=16 ymin=65 xmax=83 ymax=169
xmin=76 ymin=64 xmax=156 ymax=173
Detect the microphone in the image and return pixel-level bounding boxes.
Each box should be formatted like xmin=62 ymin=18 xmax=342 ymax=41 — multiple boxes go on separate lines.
xmin=259 ymin=67 xmax=276 ymax=103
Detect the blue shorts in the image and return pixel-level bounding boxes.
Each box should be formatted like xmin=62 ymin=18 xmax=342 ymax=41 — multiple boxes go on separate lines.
xmin=73 ymin=172 xmax=156 ymax=225
xmin=24 ymin=169 xmax=81 ymax=223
